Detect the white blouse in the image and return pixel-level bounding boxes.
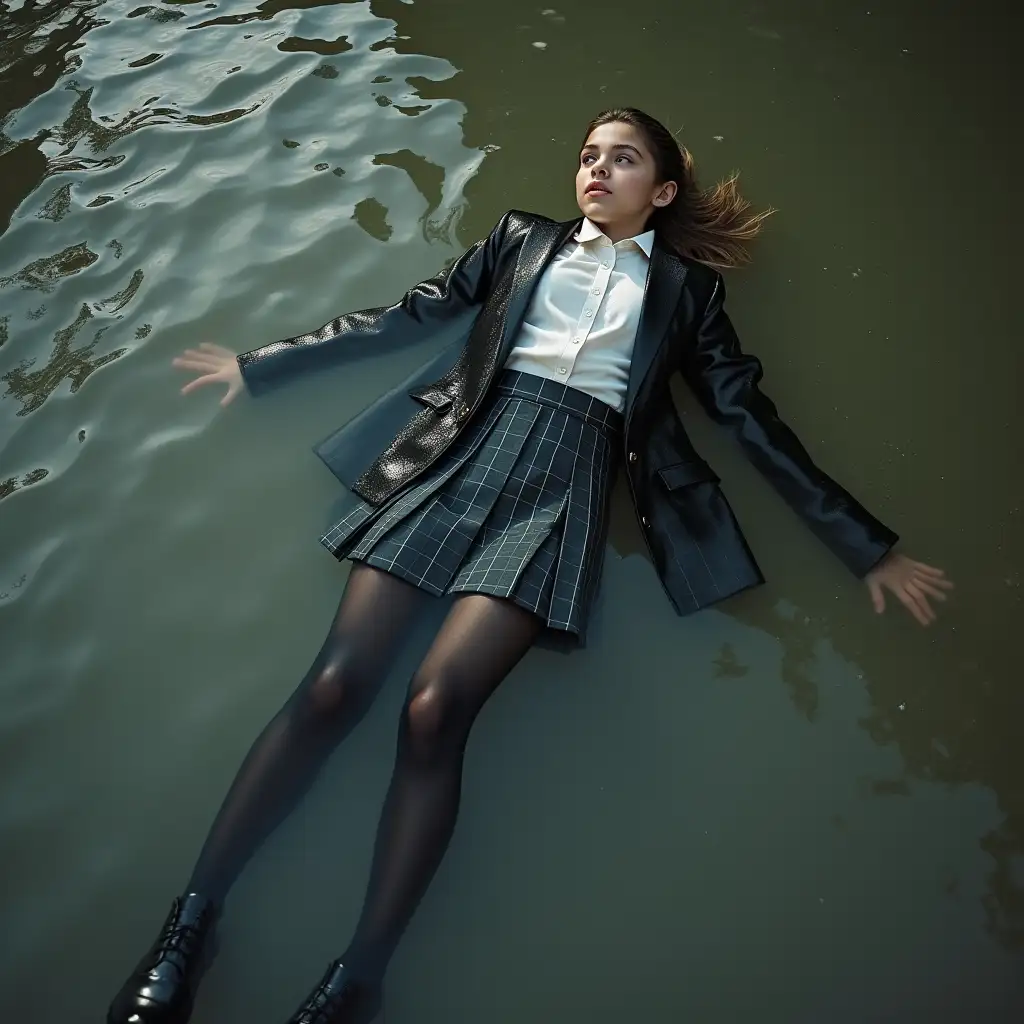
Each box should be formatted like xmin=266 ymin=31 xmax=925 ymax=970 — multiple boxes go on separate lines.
xmin=503 ymin=217 xmax=654 ymax=412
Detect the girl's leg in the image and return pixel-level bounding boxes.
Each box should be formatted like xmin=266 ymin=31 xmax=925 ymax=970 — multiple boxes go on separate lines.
xmin=187 ymin=563 xmax=429 ymax=904
xmin=109 ymin=565 xmax=431 ymax=1024
xmin=338 ymin=593 xmax=543 ymax=982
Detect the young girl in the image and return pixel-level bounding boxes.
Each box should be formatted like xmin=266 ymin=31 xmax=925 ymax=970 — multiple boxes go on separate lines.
xmin=108 ymin=107 xmax=952 ymax=1024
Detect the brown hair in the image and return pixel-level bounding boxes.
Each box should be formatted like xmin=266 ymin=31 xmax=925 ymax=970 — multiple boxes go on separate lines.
xmin=583 ymin=107 xmax=774 ymax=270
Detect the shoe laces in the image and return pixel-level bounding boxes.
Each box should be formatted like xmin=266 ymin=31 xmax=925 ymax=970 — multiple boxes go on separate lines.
xmin=295 ymin=974 xmax=356 ymax=1023
xmin=154 ymin=903 xmax=209 ymax=964
xmin=157 ymin=920 xmax=202 ymax=958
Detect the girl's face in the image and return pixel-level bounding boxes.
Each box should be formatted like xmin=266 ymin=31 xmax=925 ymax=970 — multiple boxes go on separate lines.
xmin=576 ymin=122 xmax=675 ymax=236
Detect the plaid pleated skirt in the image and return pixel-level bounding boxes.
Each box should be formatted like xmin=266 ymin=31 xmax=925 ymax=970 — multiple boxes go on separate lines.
xmin=320 ymin=370 xmax=623 ymax=646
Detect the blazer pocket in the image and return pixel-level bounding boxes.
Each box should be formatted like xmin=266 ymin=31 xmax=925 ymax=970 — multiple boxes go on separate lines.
xmin=657 ymin=459 xmax=721 ymax=490
xmin=408 ymin=384 xmax=454 ymax=414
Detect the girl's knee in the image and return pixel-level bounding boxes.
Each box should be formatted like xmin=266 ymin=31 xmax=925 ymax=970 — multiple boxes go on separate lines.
xmin=406 ymin=683 xmax=445 ymax=734
xmin=301 ymin=651 xmax=373 ymax=720
xmin=402 ymin=673 xmax=466 ymax=756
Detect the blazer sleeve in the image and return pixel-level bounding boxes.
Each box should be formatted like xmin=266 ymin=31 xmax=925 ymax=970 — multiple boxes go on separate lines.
xmin=679 ymin=273 xmax=898 ymax=578
xmin=236 ymin=211 xmax=512 ymax=395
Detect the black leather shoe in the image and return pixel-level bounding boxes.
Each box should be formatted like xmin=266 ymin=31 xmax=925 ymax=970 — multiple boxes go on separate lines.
xmin=107 ymin=893 xmax=217 ymax=1024
xmin=286 ymin=960 xmax=382 ymax=1024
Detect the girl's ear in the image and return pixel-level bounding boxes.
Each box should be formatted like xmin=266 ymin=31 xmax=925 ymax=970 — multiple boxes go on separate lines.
xmin=652 ymin=181 xmax=678 ymax=207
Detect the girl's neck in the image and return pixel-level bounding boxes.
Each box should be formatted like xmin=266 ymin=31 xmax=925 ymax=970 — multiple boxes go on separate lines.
xmin=594 ymin=213 xmax=652 ymax=244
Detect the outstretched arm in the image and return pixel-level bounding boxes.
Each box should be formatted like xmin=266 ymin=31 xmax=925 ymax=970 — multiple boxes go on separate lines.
xmin=175 ymin=212 xmax=512 ymax=402
xmin=679 ymin=274 xmax=952 ymax=624
xmin=238 ymin=212 xmax=510 ymax=394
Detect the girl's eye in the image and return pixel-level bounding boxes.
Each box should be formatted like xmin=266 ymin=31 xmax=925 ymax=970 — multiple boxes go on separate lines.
xmin=581 ymin=153 xmax=633 ymax=166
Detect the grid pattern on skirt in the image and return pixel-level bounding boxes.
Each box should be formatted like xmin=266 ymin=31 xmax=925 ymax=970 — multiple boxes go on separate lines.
xmin=320 ymin=370 xmax=622 ymax=643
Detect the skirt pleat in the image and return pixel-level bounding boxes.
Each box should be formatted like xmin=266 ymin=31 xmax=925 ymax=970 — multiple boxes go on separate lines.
xmin=320 ymin=370 xmax=622 ymax=645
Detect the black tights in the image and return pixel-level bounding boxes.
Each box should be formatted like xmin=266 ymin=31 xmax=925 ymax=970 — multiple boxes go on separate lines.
xmin=187 ymin=564 xmax=542 ymax=982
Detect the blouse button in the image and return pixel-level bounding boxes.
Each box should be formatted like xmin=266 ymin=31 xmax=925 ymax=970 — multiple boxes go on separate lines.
xmin=584 ymin=309 xmax=593 ymax=317
xmin=558 ymin=367 xmax=567 ymax=375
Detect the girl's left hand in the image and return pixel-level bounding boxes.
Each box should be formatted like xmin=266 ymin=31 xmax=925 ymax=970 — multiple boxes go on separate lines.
xmin=865 ymin=551 xmax=954 ymax=626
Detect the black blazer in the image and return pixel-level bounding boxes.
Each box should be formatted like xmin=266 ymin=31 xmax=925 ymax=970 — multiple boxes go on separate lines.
xmin=238 ymin=209 xmax=897 ymax=616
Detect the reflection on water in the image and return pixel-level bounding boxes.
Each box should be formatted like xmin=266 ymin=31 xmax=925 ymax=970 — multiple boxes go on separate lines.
xmin=1 ymin=297 xmax=129 ymax=416
xmin=1 ymin=0 xmax=1021 ymax=1020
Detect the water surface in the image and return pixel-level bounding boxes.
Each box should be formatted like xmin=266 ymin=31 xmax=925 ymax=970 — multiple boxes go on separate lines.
xmin=1 ymin=0 xmax=1021 ymax=1020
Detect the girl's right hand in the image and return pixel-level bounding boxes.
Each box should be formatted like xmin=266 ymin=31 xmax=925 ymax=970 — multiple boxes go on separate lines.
xmin=173 ymin=343 xmax=244 ymax=407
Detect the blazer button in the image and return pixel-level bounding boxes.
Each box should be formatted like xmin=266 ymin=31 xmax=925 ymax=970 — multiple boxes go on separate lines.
xmin=456 ymin=402 xmax=470 ymax=422
xmin=641 ymin=516 xmax=648 ymax=527
xmin=628 ymin=451 xmax=637 ymax=463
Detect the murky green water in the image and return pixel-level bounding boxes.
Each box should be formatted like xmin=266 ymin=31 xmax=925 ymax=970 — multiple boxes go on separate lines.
xmin=2 ymin=0 xmax=1021 ymax=1020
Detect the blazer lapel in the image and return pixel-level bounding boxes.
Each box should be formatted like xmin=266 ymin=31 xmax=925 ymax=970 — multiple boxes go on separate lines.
xmin=497 ymin=217 xmax=580 ymax=364
xmin=625 ymin=244 xmax=687 ymax=418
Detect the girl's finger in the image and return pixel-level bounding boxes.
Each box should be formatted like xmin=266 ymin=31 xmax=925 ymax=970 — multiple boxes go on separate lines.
xmin=179 ymin=346 xmax=225 ymax=360
xmin=912 ymin=577 xmax=949 ymax=601
xmin=868 ymin=578 xmax=885 ymax=613
xmin=905 ymin=582 xmax=939 ymax=620
xmin=219 ymin=378 xmax=244 ymax=407
xmin=173 ymin=357 xmax=222 ymax=372
xmin=175 ymin=350 xmax=223 ymax=366
xmin=915 ymin=571 xmax=954 ymax=590
xmin=912 ymin=562 xmax=947 ymax=579
xmin=914 ymin=589 xmax=936 ymax=625
xmin=181 ymin=375 xmax=216 ymax=395
xmin=895 ymin=585 xmax=931 ymax=626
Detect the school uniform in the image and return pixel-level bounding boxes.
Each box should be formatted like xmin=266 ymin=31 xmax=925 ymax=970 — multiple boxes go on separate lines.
xmin=238 ymin=210 xmax=898 ymax=644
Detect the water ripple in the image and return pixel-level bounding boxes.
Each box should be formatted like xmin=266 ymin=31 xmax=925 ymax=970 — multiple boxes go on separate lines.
xmin=1 ymin=0 xmax=1023 ymax=1017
